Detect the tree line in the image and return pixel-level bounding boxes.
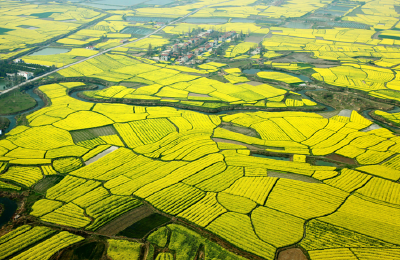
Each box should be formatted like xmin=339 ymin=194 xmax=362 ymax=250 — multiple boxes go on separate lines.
xmin=0 ymin=61 xmax=55 ymax=77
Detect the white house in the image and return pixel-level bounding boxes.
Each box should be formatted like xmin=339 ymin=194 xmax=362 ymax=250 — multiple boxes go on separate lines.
xmin=160 ymin=53 xmax=170 ymax=61
xmin=17 ymin=71 xmax=34 ymax=80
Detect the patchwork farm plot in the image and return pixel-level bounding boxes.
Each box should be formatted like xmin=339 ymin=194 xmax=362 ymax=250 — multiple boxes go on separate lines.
xmin=0 ymin=81 xmax=400 ymax=260
xmin=55 ymin=54 xmax=318 ymax=110
xmin=0 ymin=1 xmax=103 ymax=59
xmin=2 ymin=0 xmax=400 ymax=259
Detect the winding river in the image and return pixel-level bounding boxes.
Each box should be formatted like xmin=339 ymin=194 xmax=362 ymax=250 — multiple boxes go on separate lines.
xmin=3 ymin=87 xmax=45 ymax=134
xmin=1 ymin=77 xmax=399 ymax=136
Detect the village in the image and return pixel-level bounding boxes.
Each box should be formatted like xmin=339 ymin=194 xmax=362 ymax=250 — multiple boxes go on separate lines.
xmin=158 ymin=29 xmax=241 ymax=64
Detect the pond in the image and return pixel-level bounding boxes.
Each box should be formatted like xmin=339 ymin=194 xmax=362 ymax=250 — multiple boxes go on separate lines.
xmin=252 ymin=154 xmax=289 ymax=161
xmin=315 ymin=160 xmax=337 ymax=167
xmin=0 ymin=197 xmax=18 ymax=228
xmin=243 ymin=68 xmax=312 ymax=82
xmin=126 ymin=16 xmax=174 ymax=23
xmin=183 ymin=17 xmax=228 ymax=24
xmin=327 ymin=5 xmax=352 ymax=12
xmin=314 ymin=10 xmax=344 ymax=16
xmin=283 ymin=22 xmax=313 ymax=29
xmin=121 ymin=26 xmax=155 ymax=35
xmin=28 ymin=47 xmax=70 ymax=56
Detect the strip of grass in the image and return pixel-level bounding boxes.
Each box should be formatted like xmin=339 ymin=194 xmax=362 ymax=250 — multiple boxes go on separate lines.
xmin=0 ymin=90 xmax=37 ymax=115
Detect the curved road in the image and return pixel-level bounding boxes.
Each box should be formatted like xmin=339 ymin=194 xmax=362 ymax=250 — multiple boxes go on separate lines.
xmin=0 ymin=3 xmax=219 ymax=96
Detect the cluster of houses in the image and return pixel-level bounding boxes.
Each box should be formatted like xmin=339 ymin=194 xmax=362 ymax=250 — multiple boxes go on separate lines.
xmin=160 ymin=30 xmax=239 ymax=64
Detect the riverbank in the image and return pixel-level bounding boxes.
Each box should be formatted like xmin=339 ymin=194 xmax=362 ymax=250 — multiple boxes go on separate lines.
xmin=0 ymin=90 xmax=37 ymax=116
xmin=305 ymin=90 xmax=394 ymax=111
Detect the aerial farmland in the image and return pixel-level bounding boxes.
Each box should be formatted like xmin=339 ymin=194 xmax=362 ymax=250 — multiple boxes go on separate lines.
xmin=0 ymin=0 xmax=399 ymax=259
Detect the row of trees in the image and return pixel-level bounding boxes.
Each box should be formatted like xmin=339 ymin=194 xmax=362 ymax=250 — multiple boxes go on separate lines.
xmin=0 ymin=61 xmax=54 ymax=78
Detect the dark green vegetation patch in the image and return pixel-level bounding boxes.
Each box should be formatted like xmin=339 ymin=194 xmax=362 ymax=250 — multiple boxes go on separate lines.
xmin=30 ymin=12 xmax=61 ymax=18
xmin=0 ymin=91 xmax=37 ymax=115
xmin=117 ymin=213 xmax=170 ymax=239
xmin=33 ymin=175 xmax=64 ymax=194
xmin=0 ymin=28 xmax=13 ymax=35
xmin=57 ymin=241 xmax=106 ymax=260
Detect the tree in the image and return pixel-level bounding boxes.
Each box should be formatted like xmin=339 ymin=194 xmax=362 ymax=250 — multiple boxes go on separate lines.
xmin=258 ymin=42 xmax=265 ymax=57
xmin=147 ymin=43 xmax=153 ymax=56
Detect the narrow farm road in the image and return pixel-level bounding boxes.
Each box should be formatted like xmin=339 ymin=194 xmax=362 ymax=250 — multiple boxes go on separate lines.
xmin=0 ymin=3 xmax=220 ymax=96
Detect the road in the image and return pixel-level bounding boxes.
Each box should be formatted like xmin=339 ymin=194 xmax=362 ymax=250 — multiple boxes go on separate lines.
xmin=0 ymin=4 xmax=213 ymax=96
